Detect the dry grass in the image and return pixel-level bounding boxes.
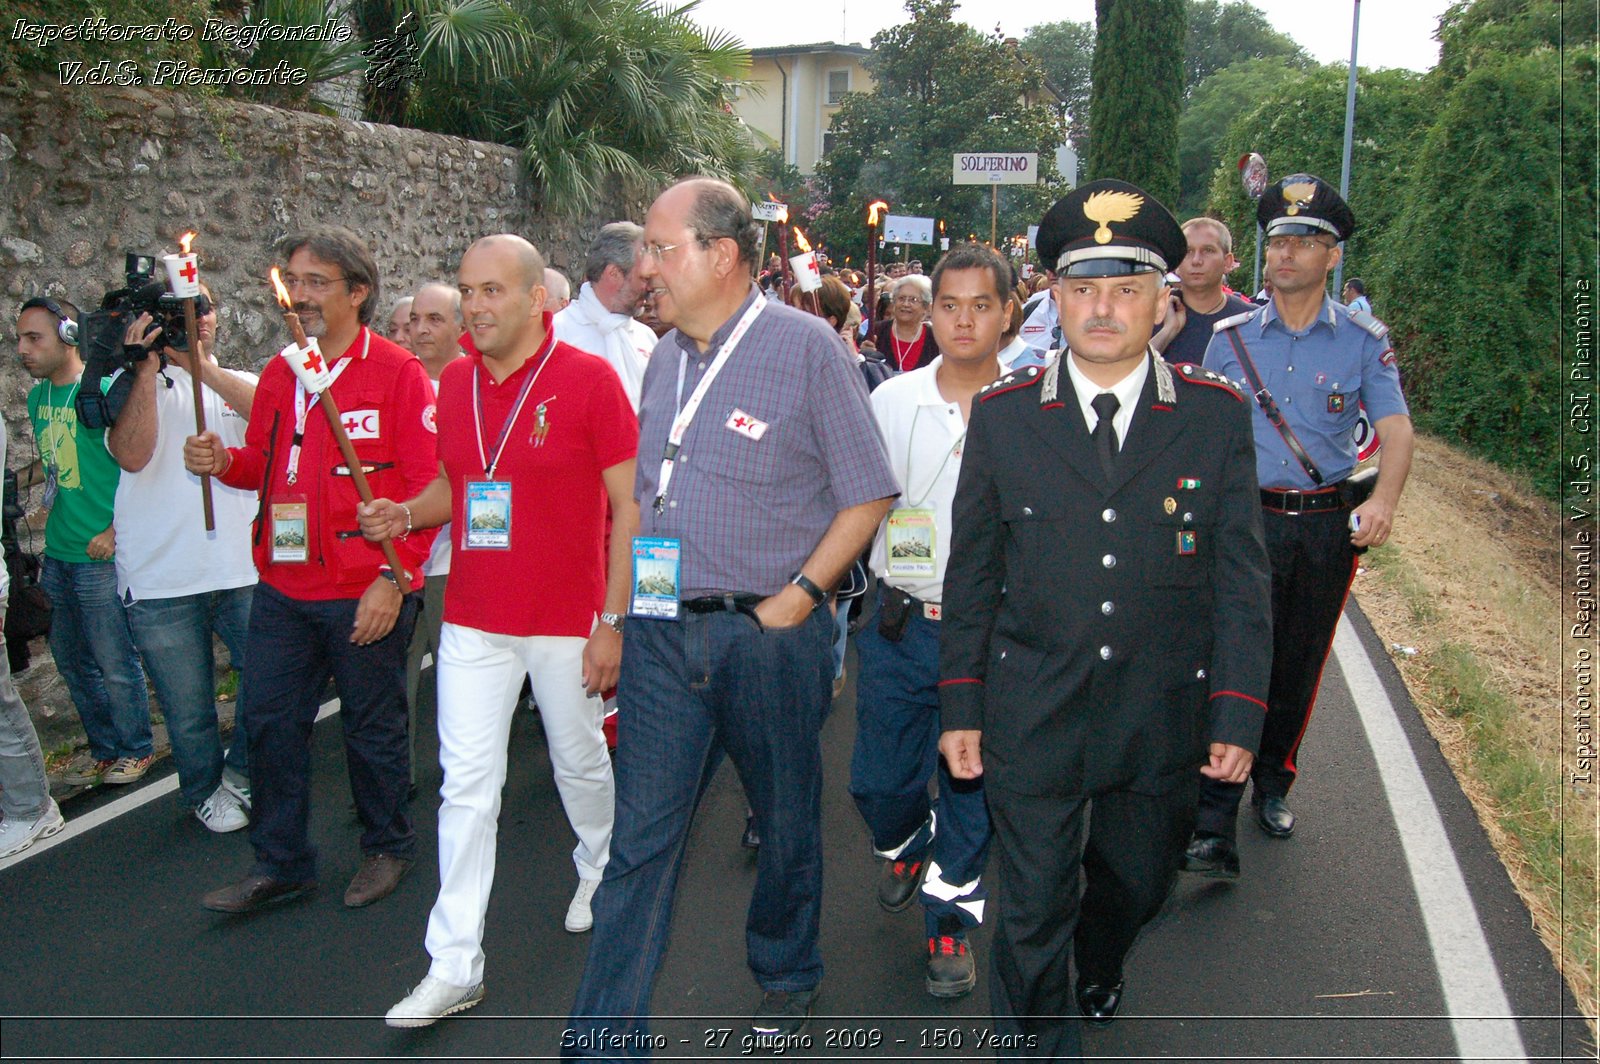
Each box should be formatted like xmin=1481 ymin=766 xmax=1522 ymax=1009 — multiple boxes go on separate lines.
xmin=1352 ymin=434 xmax=1596 ymax=1029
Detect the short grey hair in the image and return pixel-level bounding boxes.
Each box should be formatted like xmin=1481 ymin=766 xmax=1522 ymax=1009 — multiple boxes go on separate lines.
xmin=677 ymin=177 xmax=761 ymax=272
xmin=413 ymin=282 xmax=461 ymax=322
xmin=891 ymin=274 xmax=932 ymax=305
xmin=583 ymin=222 xmax=644 ymax=285
xmin=544 ymin=269 xmax=571 ymax=303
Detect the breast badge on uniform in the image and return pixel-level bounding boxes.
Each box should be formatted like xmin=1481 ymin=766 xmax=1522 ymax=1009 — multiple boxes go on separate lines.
xmin=1327 ymin=394 xmax=1345 ymax=414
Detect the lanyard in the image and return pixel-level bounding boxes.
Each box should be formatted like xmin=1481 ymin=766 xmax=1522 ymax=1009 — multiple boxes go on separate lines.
xmin=473 ymin=330 xmax=556 ymax=478
xmin=901 ymin=405 xmax=965 ymax=510
xmin=286 ymin=328 xmax=366 ymax=485
xmin=653 ymin=294 xmax=767 ymax=514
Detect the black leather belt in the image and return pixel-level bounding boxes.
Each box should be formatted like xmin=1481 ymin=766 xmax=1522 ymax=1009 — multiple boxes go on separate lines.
xmin=682 ymin=593 xmax=764 ymax=614
xmin=1260 ymin=486 xmax=1347 ymax=514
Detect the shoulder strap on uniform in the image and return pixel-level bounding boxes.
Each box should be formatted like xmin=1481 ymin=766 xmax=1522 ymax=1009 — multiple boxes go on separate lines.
xmin=1344 ymin=306 xmax=1389 ymax=339
xmin=1174 ymin=363 xmax=1245 ymax=400
xmin=978 ymin=365 xmax=1042 ymax=403
xmin=1212 ymin=307 xmax=1260 ymax=333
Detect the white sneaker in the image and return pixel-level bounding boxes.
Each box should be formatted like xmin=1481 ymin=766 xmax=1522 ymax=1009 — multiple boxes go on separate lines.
xmin=0 ymin=799 xmax=65 ymax=859
xmin=565 ymin=877 xmax=601 ymax=933
xmin=196 ymin=785 xmax=249 ymax=833
xmin=222 ymin=776 xmax=252 ymax=813
xmin=385 ymin=974 xmax=485 ymax=1028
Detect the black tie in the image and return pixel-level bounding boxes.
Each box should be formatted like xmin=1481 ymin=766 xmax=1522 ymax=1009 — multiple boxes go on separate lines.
xmin=1091 ymin=392 xmax=1120 ymax=482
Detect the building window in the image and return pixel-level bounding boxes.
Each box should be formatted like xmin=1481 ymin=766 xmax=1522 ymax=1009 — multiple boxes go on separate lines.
xmin=822 ymin=131 xmax=837 ymax=157
xmin=826 ymin=68 xmax=850 ymax=106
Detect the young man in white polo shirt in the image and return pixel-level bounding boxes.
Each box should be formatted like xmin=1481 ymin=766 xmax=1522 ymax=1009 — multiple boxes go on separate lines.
xmin=362 ymin=234 xmax=639 ymax=1028
xmin=848 ymin=242 xmax=1011 ymax=999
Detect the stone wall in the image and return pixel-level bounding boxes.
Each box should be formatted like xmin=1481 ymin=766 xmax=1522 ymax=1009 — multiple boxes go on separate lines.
xmin=0 ymin=75 xmax=643 ymax=463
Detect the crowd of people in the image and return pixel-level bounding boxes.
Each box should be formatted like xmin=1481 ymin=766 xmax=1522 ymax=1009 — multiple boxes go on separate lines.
xmin=1 ymin=169 xmax=1409 ymax=1061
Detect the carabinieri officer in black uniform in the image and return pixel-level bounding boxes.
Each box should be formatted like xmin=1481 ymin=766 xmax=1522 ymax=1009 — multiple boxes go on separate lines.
xmin=938 ymin=180 xmax=1273 ymax=1060
xmin=1189 ymin=174 xmax=1414 ymax=878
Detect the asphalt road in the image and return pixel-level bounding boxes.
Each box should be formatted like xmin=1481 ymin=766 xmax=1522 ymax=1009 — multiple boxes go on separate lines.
xmin=0 ymin=602 xmax=1590 ymax=1062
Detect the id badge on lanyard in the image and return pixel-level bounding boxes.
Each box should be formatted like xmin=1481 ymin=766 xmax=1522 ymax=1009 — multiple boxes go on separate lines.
xmin=630 ymin=537 xmax=681 ymax=619
xmin=270 ymin=498 xmax=310 ymax=563
xmin=463 ymin=481 xmax=512 ymax=550
xmin=885 ymin=508 xmax=936 ymax=579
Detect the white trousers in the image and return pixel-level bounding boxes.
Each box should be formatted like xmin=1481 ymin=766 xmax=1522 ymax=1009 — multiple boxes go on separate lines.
xmin=425 ymin=622 xmax=614 ymax=986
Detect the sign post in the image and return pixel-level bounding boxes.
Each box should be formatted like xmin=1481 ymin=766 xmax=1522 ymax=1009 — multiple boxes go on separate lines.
xmin=953 ymin=152 xmax=1038 ymax=247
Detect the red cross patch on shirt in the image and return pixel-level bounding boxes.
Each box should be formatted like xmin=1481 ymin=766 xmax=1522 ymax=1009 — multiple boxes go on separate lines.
xmin=726 ymin=408 xmax=769 ymax=441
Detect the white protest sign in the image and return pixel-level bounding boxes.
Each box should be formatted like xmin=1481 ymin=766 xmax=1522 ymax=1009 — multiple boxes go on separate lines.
xmin=952 ymin=153 xmax=1038 ymax=185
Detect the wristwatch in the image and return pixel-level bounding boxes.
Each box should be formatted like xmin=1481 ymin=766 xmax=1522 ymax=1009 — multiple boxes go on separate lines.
xmin=599 ymin=611 xmax=625 ymax=635
xmin=790 ymin=572 xmax=827 ymax=608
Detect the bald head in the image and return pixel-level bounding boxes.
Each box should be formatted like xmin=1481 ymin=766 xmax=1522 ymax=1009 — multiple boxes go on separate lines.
xmin=466 ymin=234 xmax=546 ymax=290
xmin=458 ymin=234 xmax=549 ymax=362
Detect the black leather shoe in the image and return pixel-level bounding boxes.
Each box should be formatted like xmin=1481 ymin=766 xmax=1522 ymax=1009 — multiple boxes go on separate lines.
xmin=877 ymin=853 xmax=927 ymax=912
xmin=1075 ymin=977 xmax=1124 ymax=1026
xmin=1182 ymin=832 xmax=1240 ymax=879
xmin=741 ymin=814 xmax=761 ymax=850
xmin=202 ymin=873 xmax=317 ymax=913
xmin=1255 ymin=795 xmax=1295 ymax=838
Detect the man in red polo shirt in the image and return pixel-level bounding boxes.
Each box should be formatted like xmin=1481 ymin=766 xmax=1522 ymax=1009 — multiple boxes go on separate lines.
xmin=361 ymin=234 xmax=640 ymax=1028
xmin=185 ymin=226 xmax=439 ymax=914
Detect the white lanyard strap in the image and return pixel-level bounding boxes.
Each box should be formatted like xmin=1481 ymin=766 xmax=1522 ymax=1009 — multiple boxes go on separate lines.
xmin=287 ymin=328 xmax=366 ymax=485
xmin=653 ymin=294 xmax=767 ymax=514
xmin=473 ymin=330 xmax=556 ymax=478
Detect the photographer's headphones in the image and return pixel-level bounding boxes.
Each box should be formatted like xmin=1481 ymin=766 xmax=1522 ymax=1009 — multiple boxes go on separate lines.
xmin=19 ymin=298 xmax=79 ymax=347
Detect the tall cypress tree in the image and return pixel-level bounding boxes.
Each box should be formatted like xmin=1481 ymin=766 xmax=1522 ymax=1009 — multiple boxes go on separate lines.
xmin=1086 ymin=0 xmax=1185 ymax=204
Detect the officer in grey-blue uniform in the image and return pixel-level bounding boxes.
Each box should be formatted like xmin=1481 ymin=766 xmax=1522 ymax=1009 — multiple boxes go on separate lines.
xmin=1188 ymin=173 xmax=1415 ymax=877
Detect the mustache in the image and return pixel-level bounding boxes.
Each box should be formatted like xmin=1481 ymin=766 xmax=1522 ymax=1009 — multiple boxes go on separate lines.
xmin=1083 ymin=317 xmax=1125 ymax=332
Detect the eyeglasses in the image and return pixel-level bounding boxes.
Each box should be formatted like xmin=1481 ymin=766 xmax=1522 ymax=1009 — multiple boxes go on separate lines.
xmin=893 ymin=296 xmax=928 ymax=306
xmin=279 ymin=273 xmax=350 ymax=294
xmin=1265 ymin=235 xmax=1335 ymax=253
xmin=642 ymin=240 xmax=708 ymax=264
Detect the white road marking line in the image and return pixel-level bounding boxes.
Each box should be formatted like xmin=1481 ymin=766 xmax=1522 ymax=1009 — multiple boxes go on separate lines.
xmin=1335 ymin=617 xmax=1529 ymax=1063
xmin=0 ymin=698 xmax=343 ymax=873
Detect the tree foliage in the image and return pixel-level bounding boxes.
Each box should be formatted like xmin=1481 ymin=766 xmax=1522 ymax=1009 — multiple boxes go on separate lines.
xmin=811 ymin=0 xmax=1064 ymax=264
xmin=1086 ymin=0 xmax=1185 ymax=204
xmin=1183 ymin=0 xmax=1309 ymax=89
xmin=1365 ymin=37 xmax=1593 ymax=496
xmin=1175 ymin=57 xmax=1303 ymax=213
xmin=1201 ymin=64 xmax=1432 ymax=283
xmin=1018 ymin=20 xmax=1094 ymax=151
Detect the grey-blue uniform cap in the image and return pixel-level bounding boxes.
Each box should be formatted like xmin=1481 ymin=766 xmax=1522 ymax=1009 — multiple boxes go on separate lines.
xmin=1256 ymin=173 xmax=1357 ymax=242
xmin=1036 ymin=179 xmax=1186 ymax=278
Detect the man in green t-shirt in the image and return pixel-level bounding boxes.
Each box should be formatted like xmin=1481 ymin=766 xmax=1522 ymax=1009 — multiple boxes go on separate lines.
xmin=16 ymin=298 xmax=152 ymax=786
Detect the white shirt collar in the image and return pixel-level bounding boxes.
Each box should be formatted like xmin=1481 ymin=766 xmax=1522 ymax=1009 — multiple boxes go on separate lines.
xmin=1065 ymin=350 xmax=1150 ymax=449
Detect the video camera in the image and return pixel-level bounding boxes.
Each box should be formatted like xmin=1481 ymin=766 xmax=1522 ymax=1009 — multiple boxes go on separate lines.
xmin=76 ymin=252 xmax=212 ymax=430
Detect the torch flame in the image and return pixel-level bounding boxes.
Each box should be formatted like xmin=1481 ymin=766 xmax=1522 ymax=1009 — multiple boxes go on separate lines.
xmin=270 ymin=266 xmax=293 ymax=310
xmin=866 ymin=200 xmax=889 ymax=226
xmin=179 ymin=231 xmax=196 ymax=254
xmin=792 ymin=228 xmax=811 ymax=253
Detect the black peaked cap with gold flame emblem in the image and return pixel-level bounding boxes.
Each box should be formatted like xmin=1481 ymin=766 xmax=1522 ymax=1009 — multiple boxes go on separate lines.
xmin=1036 ymin=179 xmax=1186 ymax=278
xmin=1257 ymin=173 xmax=1356 ymax=242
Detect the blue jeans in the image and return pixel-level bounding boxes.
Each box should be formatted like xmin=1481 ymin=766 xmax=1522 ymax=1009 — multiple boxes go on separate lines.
xmin=849 ymin=604 xmax=991 ymax=933
xmin=243 ymin=583 xmax=417 ymax=883
xmin=0 ymin=610 xmax=49 ymax=820
xmin=125 ymin=585 xmax=254 ymax=807
xmin=565 ymin=605 xmax=833 ymax=1059
xmin=41 ymin=556 xmax=152 ymax=761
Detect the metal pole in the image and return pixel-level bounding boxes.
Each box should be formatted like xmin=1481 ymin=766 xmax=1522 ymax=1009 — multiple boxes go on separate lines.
xmin=1254 ymin=224 xmax=1263 ymax=297
xmin=990 ymin=185 xmax=999 ymax=247
xmin=1334 ymin=0 xmax=1361 ymax=297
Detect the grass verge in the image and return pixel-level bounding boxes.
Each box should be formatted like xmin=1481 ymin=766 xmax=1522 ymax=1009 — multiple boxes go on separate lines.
xmin=1361 ymin=541 xmax=1597 ymax=1028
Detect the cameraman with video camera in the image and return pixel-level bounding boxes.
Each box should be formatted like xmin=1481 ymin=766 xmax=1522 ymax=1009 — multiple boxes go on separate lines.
xmin=14 ymin=296 xmax=153 ymax=787
xmin=110 ymin=282 xmax=262 ymax=832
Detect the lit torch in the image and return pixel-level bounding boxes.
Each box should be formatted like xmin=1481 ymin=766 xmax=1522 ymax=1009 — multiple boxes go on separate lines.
xmin=865 ymin=200 xmax=889 ymax=334
xmin=165 ymin=231 xmax=214 ymax=530
xmin=270 ymin=267 xmax=410 ymax=584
